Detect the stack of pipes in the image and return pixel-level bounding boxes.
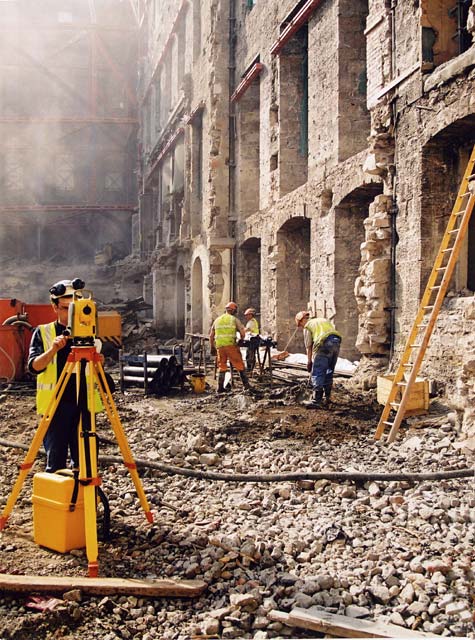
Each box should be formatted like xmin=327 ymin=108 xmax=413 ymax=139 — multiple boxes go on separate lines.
xmin=120 ymin=351 xmax=184 ymax=396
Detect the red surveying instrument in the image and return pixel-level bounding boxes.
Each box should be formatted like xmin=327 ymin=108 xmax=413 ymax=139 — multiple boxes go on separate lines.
xmin=0 ymin=289 xmax=153 ymax=577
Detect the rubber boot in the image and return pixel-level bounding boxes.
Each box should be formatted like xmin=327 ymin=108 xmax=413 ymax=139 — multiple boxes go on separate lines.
xmin=303 ymin=386 xmax=324 ymax=409
xmin=217 ymin=371 xmax=226 ymax=393
xmin=324 ymin=382 xmax=333 ymax=407
xmin=239 ymin=370 xmax=251 ymax=390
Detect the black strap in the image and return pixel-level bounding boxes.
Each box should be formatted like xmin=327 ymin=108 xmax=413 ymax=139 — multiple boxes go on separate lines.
xmin=55 ymin=469 xmax=80 ymax=512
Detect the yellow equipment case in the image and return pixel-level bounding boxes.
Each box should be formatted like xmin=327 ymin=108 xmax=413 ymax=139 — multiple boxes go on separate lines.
xmin=32 ymin=470 xmax=86 ymax=553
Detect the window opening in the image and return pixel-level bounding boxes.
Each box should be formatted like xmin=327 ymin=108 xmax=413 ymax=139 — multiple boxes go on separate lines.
xmin=448 ymin=0 xmax=471 ymax=55
xmin=299 ymin=50 xmax=308 ymax=157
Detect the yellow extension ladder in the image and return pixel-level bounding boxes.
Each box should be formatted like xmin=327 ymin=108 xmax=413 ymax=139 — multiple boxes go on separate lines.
xmin=375 ymin=145 xmax=475 ymax=442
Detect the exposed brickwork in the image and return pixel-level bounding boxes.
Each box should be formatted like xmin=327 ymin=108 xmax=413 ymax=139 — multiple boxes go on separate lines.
xmin=138 ymin=0 xmax=475 ymax=421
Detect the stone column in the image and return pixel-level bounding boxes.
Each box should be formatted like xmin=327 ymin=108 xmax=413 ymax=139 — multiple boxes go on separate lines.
xmin=355 ymin=194 xmax=393 ymax=355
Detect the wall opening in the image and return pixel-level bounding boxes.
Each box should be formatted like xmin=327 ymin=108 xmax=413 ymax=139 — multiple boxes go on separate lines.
xmin=238 ymin=237 xmax=261 ymax=316
xmin=236 ymin=79 xmax=261 ymax=218
xmin=335 ymin=184 xmax=383 ymax=360
xmin=190 ymin=109 xmax=203 ymax=236
xmin=421 ymin=0 xmax=472 ymax=69
xmin=176 ymin=265 xmax=186 ymax=338
xmin=278 ymin=24 xmax=308 ymax=196
xmin=275 ymin=217 xmax=310 ymax=351
xmin=191 ymin=256 xmax=203 ymax=334
xmin=337 ymin=0 xmax=370 ymax=162
xmin=421 ymin=117 xmax=475 ymax=295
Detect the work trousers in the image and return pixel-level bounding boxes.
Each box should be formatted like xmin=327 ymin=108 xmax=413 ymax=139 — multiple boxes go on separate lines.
xmin=311 ymin=335 xmax=341 ymax=389
xmin=246 ymin=336 xmax=260 ymax=371
xmin=217 ymin=344 xmax=245 ymax=372
xmin=43 ymin=401 xmax=82 ymax=472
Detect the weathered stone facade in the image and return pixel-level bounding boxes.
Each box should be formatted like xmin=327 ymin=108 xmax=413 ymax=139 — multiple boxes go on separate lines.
xmin=138 ymin=0 xmax=475 ymax=422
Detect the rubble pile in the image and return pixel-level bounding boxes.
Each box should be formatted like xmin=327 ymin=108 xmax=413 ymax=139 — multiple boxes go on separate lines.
xmin=0 ymin=382 xmax=474 ymax=639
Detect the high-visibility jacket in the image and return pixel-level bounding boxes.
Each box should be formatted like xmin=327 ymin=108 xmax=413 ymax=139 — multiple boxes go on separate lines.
xmin=214 ymin=313 xmax=239 ymax=348
xmin=36 ymin=322 xmax=103 ymax=415
xmin=246 ymin=317 xmax=259 ymax=336
xmin=304 ymin=318 xmax=342 ymax=354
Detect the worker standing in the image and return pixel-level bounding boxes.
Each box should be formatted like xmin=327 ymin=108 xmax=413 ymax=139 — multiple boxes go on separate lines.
xmin=28 ymin=279 xmax=103 ymax=472
xmin=295 ymin=310 xmax=342 ymax=408
xmin=209 ymin=301 xmax=251 ymax=392
xmin=243 ymin=307 xmax=260 ymax=372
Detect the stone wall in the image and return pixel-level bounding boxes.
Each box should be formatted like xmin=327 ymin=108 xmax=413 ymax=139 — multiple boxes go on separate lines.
xmin=139 ymin=0 xmax=475 ymax=421
xmin=355 ymin=195 xmax=392 ymax=355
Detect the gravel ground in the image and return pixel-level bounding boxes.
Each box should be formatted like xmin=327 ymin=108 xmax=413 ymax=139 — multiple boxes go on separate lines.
xmin=0 ymin=377 xmax=474 ymax=639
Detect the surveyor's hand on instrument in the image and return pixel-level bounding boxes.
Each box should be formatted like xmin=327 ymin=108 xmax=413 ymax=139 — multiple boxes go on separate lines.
xmin=307 ymin=361 xmax=312 ymax=373
xmin=52 ymin=334 xmax=68 ymax=353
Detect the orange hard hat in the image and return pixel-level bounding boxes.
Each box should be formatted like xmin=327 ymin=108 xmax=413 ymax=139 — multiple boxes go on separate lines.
xmin=295 ymin=310 xmax=310 ymax=325
xmin=244 ymin=308 xmax=256 ymax=316
xmin=225 ymin=301 xmax=238 ymax=312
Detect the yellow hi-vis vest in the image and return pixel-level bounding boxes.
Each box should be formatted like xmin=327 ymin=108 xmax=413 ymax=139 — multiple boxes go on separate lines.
xmin=36 ymin=322 xmax=103 ymax=415
xmin=304 ymin=318 xmax=342 ymax=354
xmin=246 ymin=317 xmax=259 ymax=336
xmin=214 ymin=313 xmax=239 ymax=348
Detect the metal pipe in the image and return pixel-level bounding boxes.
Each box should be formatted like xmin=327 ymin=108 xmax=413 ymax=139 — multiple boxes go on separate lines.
xmin=2 ymin=314 xmax=30 ymax=326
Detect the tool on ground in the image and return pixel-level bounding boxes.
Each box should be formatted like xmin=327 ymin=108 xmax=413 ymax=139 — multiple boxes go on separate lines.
xmin=375 ymin=144 xmax=475 ymax=442
xmin=0 ymin=290 xmax=153 ymax=577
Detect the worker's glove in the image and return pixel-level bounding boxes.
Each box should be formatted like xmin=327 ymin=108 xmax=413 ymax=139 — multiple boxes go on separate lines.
xmin=306 ymin=361 xmax=313 ymax=373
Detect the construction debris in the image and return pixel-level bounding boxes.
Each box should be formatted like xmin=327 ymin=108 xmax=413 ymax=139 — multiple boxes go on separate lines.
xmin=0 ymin=574 xmax=206 ymax=598
xmin=269 ymin=606 xmax=433 ymax=638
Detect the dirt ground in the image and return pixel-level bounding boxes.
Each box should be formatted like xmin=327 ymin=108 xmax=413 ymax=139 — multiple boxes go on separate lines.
xmin=0 ymin=372 xmax=473 ymax=639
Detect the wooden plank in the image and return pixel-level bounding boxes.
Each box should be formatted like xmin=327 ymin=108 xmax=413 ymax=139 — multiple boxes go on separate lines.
xmin=0 ymin=574 xmax=206 ymax=598
xmin=269 ymin=607 xmax=433 ymax=638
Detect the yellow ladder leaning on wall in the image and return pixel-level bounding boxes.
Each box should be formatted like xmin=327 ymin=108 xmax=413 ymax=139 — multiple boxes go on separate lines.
xmin=375 ymin=144 xmax=475 ymax=443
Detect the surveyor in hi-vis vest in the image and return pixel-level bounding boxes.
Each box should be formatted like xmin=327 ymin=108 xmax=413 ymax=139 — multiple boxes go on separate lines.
xmin=209 ymin=301 xmax=251 ymax=392
xmin=28 ymin=279 xmax=103 ymax=472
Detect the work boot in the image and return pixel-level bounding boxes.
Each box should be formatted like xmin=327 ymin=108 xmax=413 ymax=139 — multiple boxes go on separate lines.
xmin=323 ymin=383 xmax=333 ymax=407
xmin=303 ymin=386 xmax=324 ymax=409
xmin=239 ymin=370 xmax=251 ymax=390
xmin=217 ymin=371 xmax=226 ymax=393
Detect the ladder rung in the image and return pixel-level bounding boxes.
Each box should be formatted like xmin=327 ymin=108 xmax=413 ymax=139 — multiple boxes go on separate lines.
xmin=423 ymin=305 xmax=434 ymax=310
xmin=390 ymin=402 xmax=400 ymax=408
xmin=442 ymin=248 xmax=453 ymax=253
xmin=436 ymin=267 xmax=447 ymax=271
xmin=430 ymin=285 xmax=441 ymax=290
xmin=383 ymin=421 xmax=394 ymax=426
xmin=397 ymin=381 xmax=407 ymax=386
xmin=402 ymin=363 xmax=413 ymax=367
xmin=410 ymin=344 xmax=422 ymax=348
xmin=467 ymin=174 xmax=475 ymax=180
xmin=448 ymin=228 xmax=460 ymax=234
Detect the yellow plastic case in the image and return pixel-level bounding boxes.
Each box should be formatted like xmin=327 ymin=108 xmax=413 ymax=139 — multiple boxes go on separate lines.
xmin=32 ymin=470 xmax=86 ymax=553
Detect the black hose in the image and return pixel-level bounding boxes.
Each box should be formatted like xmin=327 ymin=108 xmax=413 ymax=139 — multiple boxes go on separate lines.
xmin=0 ymin=438 xmax=473 ymax=484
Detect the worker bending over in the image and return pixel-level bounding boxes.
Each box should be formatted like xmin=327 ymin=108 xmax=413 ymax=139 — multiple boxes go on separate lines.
xmin=243 ymin=307 xmax=260 ymax=372
xmin=295 ymin=310 xmax=342 ymax=408
xmin=209 ymin=301 xmax=251 ymax=392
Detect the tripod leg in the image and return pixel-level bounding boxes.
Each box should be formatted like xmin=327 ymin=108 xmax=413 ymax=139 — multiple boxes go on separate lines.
xmin=76 ymin=359 xmax=101 ymax=577
xmin=0 ymin=362 xmax=74 ymax=530
xmin=93 ymin=362 xmax=153 ymax=523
